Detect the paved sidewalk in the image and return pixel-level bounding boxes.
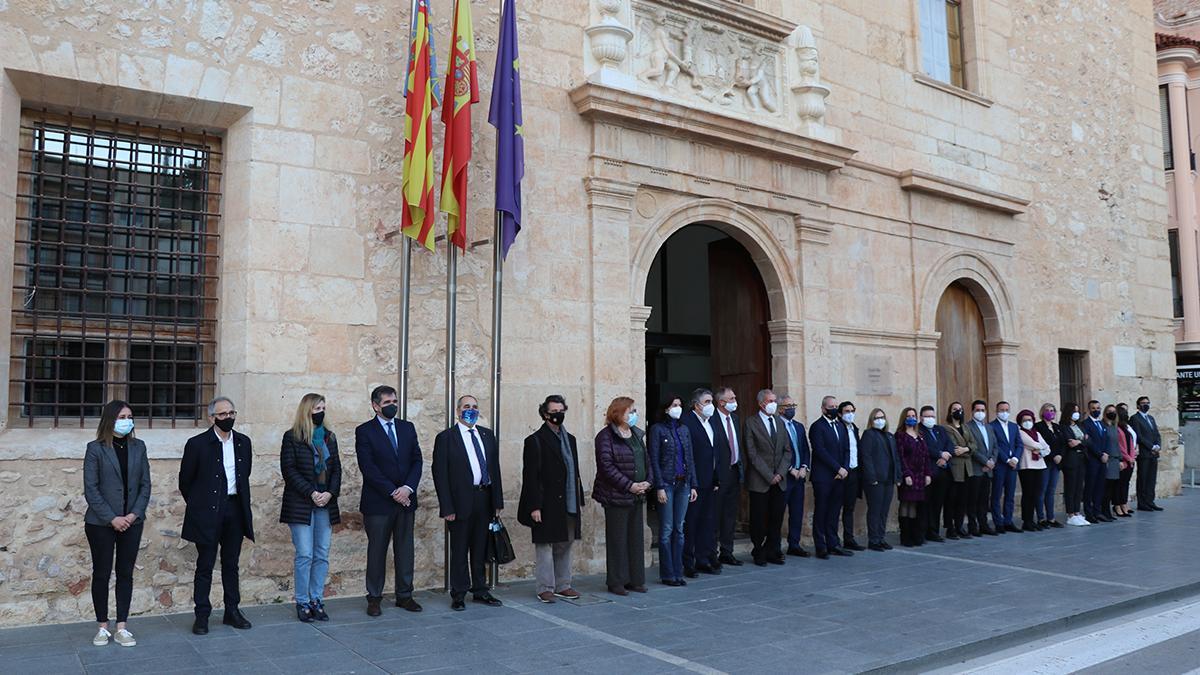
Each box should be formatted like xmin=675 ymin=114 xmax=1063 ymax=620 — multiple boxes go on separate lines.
xmin=5 ymin=493 xmax=1200 ymax=675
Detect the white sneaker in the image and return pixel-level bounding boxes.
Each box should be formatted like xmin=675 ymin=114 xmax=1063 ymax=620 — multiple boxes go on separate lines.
xmin=1068 ymin=515 xmax=1083 ymax=526
xmin=114 ymin=628 xmax=136 ymax=647
xmin=92 ymin=627 xmax=111 ymax=646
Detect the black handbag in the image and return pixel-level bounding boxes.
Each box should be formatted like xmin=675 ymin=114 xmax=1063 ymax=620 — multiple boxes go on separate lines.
xmin=487 ymin=516 xmax=517 ymax=565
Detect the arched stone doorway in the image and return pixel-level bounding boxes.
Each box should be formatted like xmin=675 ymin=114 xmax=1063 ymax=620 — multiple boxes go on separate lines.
xmin=643 ymin=224 xmax=772 ymax=414
xmin=936 ymin=281 xmax=989 ymax=412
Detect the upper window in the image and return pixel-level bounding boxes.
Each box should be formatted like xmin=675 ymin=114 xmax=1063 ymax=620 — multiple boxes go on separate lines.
xmin=10 ymin=112 xmax=221 ymax=426
xmin=919 ymin=0 xmax=967 ymax=89
xmin=1161 ymin=85 xmax=1175 ymax=171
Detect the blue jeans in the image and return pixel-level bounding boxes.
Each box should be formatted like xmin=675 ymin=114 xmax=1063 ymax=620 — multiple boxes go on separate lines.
xmin=1037 ymin=462 xmax=1060 ymax=521
xmin=289 ymin=507 xmax=332 ymax=605
xmin=658 ymin=481 xmax=690 ymax=581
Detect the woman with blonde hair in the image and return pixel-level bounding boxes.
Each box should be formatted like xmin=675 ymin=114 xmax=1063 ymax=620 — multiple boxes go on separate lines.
xmin=280 ymin=393 xmax=342 ymax=622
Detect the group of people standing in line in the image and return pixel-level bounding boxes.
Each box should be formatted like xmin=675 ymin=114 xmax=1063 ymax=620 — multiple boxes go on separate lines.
xmin=79 ymin=384 xmax=1165 ymax=647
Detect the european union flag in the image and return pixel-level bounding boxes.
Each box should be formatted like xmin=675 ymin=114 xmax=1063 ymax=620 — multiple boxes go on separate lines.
xmin=488 ymin=0 xmax=523 ymax=259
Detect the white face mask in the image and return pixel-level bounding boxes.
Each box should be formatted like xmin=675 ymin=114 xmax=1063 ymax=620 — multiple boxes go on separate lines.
xmin=921 ymin=417 xmax=936 ymax=429
xmin=114 ymin=419 xmax=135 ymax=437
xmin=725 ymin=401 xmax=738 ymax=413
xmin=997 ymin=411 xmax=1010 ymax=422
xmin=842 ymin=412 xmax=855 ymax=424
xmin=872 ymin=418 xmax=887 ymax=430
xmin=764 ymin=401 xmax=778 ymax=415
xmin=1071 ymin=411 xmax=1081 ymax=421
xmin=700 ymin=403 xmax=715 ymax=418
xmin=668 ymin=406 xmax=683 ymax=420
xmin=973 ymin=411 xmax=986 ymax=422
xmin=1020 ymin=420 xmax=1034 ymax=431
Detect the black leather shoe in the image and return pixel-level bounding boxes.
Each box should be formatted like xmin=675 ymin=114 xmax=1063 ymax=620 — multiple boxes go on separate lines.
xmin=815 ymin=550 xmax=829 ymax=559
xmin=472 ymin=593 xmax=503 ymax=607
xmin=829 ymin=547 xmax=853 ymax=557
xmin=451 ymin=597 xmax=466 ymax=611
xmin=868 ymin=543 xmax=886 ymax=552
xmin=753 ymin=558 xmax=767 ymax=567
xmin=1004 ymin=524 xmax=1021 ymax=533
xmin=222 ymin=609 xmax=252 ymax=630
xmin=297 ymin=604 xmax=314 ymax=623
xmin=786 ymin=546 xmax=811 ymax=558
xmin=192 ymin=617 xmax=208 ymax=635
xmin=684 ymin=568 xmax=699 ymax=579
xmin=881 ymin=541 xmax=893 ymax=550
xmin=696 ymin=564 xmax=721 ymax=575
xmin=926 ymin=534 xmax=946 ymax=542
xmin=719 ymin=555 xmax=744 ymax=567
xmin=311 ymin=604 xmax=329 ymax=621
xmin=945 ymin=531 xmax=960 ymax=540
xmin=768 ymin=556 xmax=785 ymax=565
xmin=396 ymin=597 xmax=423 ymax=612
xmin=367 ymin=597 xmax=382 ymax=617
xmin=662 ymin=579 xmax=683 ymax=587
xmin=958 ymin=528 xmax=973 ymax=538
xmin=1152 ymin=505 xmax=1165 ymax=511
xmin=843 ymin=541 xmax=866 ymax=551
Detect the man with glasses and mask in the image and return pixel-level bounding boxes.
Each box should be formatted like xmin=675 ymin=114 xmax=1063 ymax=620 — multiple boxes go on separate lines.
xmin=355 ymin=385 xmax=424 ymax=617
xmin=779 ymin=395 xmax=811 ymax=557
xmin=711 ymin=386 xmax=745 ymax=567
xmin=433 ymin=395 xmax=505 ymax=611
xmin=179 ymin=396 xmax=255 ymax=635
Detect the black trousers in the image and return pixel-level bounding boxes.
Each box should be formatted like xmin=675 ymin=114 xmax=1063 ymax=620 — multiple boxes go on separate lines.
xmin=1018 ymin=469 xmax=1044 ymax=527
xmin=841 ymin=469 xmax=862 ymax=545
xmin=925 ymin=470 xmax=949 ymax=536
xmin=86 ymin=521 xmax=144 ymax=623
xmin=1084 ymin=459 xmax=1105 ymax=518
xmin=1136 ymin=455 xmax=1159 ymax=508
xmin=194 ymin=496 xmax=245 ymax=618
xmin=863 ymin=482 xmax=893 ymax=546
xmin=448 ymin=487 xmax=493 ymax=598
xmin=1061 ymin=460 xmax=1085 ymax=514
xmin=946 ymin=479 xmax=968 ymax=532
xmin=603 ymin=503 xmax=646 ymax=590
xmin=364 ymin=506 xmax=416 ymax=600
xmin=1117 ymin=465 xmax=1134 ymax=507
xmin=715 ymin=472 xmax=741 ymax=558
xmin=967 ymin=474 xmax=991 ymax=530
xmin=683 ymin=485 xmax=717 ymax=570
xmin=811 ymin=480 xmax=843 ymax=553
xmin=748 ymin=485 xmax=785 ymax=562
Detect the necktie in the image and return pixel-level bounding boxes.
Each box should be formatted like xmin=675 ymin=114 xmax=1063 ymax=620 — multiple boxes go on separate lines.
xmin=832 ymin=419 xmax=840 ymax=442
xmin=787 ymin=422 xmax=800 ymax=469
xmin=386 ymin=421 xmax=399 ymax=460
xmin=469 ymin=428 xmax=490 ymax=486
xmin=725 ymin=415 xmax=738 ymax=465
xmin=767 ymin=416 xmax=777 ymax=443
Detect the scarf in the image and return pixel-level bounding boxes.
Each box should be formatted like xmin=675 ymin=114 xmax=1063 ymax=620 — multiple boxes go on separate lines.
xmin=312 ymin=424 xmax=329 ymax=476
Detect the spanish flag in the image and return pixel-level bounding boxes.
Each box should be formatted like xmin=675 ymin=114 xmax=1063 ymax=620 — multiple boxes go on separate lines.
xmin=401 ymin=0 xmax=440 ymax=250
xmin=439 ymin=0 xmax=478 ymax=251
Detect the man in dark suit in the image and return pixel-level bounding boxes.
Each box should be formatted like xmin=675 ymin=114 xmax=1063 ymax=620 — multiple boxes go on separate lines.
xmin=780 ymin=395 xmax=811 ymax=557
xmin=989 ymin=401 xmax=1022 ymax=533
xmin=810 ymin=395 xmax=852 ymax=558
xmin=711 ymin=386 xmax=744 ymax=567
xmin=355 ymin=385 xmax=424 ymax=616
xmin=963 ymin=400 xmax=998 ymax=535
xmin=920 ymin=405 xmax=952 ymax=542
xmin=838 ymin=401 xmax=865 ymax=551
xmin=1130 ymin=396 xmax=1164 ymax=511
xmin=433 ymin=394 xmax=505 ymax=611
xmin=178 ymin=396 xmax=255 ymax=635
xmin=1081 ymin=399 xmax=1112 ymax=523
xmin=744 ymin=389 xmax=793 ymax=566
xmin=682 ymin=388 xmax=720 ymax=577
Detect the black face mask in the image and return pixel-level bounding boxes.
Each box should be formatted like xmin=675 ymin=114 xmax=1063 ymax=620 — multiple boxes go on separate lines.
xmin=1090 ymin=410 xmax=1101 ymax=419
xmin=311 ymin=411 xmax=325 ymax=427
xmin=1138 ymin=404 xmax=1150 ymax=414
xmin=951 ymin=409 xmax=963 ymax=421
xmin=824 ymin=407 xmax=837 ymax=419
xmin=546 ymin=411 xmax=565 ymax=426
xmin=781 ymin=408 xmax=796 ymax=420
xmin=1105 ymin=411 xmax=1117 ymax=421
xmin=380 ymin=404 xmax=398 ymax=420
xmin=214 ymin=417 xmax=236 ymax=433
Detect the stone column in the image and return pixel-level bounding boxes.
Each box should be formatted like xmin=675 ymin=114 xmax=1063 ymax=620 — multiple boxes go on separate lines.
xmin=914 ymin=332 xmax=940 ymax=406
xmin=984 ymin=339 xmax=1021 ymax=405
xmin=0 ymin=74 xmax=20 ymax=426
xmin=767 ymin=319 xmax=805 ymax=405
xmin=1168 ymin=79 xmax=1200 ymax=342
xmin=630 ymin=305 xmax=653 ymax=390
xmin=585 ymin=177 xmax=639 ymax=421
xmin=796 ymin=213 xmax=832 ymax=414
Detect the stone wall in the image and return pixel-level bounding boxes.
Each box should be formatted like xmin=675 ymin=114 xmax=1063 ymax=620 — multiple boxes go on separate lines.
xmin=0 ymin=0 xmax=1178 ymax=628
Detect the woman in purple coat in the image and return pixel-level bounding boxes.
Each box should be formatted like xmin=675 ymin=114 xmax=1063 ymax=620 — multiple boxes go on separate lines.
xmin=895 ymin=407 xmax=932 ymax=547
xmin=593 ymin=396 xmax=654 ymax=596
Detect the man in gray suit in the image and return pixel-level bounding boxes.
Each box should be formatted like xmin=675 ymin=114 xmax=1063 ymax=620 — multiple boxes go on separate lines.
xmin=963 ymin=400 xmax=998 ymax=536
xmin=744 ymin=389 xmax=794 ymax=566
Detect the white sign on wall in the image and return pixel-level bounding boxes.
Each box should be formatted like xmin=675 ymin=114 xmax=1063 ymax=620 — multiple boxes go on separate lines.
xmin=1112 ymin=346 xmax=1137 ymax=378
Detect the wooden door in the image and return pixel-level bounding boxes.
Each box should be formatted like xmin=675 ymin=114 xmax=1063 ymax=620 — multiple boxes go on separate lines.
xmin=708 ymin=238 xmax=771 ymax=401
xmin=935 ymin=282 xmax=989 ymax=413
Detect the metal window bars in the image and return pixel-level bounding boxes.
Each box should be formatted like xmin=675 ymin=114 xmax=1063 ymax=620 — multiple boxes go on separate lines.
xmin=9 ymin=110 xmax=221 ymax=427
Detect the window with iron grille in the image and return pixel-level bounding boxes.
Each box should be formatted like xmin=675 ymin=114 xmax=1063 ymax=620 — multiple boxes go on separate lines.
xmin=10 ymin=111 xmax=221 ymax=426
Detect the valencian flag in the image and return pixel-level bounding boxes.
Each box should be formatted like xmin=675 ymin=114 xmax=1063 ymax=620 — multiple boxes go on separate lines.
xmin=401 ymin=0 xmax=441 ymax=250
xmin=439 ymin=0 xmax=478 ymax=251
xmin=489 ymin=0 xmax=524 ymax=259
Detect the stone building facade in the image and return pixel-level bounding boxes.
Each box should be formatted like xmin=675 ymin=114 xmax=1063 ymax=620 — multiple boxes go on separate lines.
xmin=0 ymin=0 xmax=1177 ymax=626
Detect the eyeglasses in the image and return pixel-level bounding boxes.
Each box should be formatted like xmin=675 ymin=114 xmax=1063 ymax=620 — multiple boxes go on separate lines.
xmin=214 ymin=410 xmax=237 ymax=420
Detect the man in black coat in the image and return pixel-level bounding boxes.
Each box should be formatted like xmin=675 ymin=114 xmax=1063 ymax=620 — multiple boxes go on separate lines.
xmin=355 ymin=385 xmax=424 ymax=616
xmin=711 ymin=386 xmax=745 ymax=567
xmin=1130 ymin=395 xmax=1164 ymax=511
xmin=178 ymin=396 xmax=255 ymax=635
xmin=681 ymin=388 xmax=720 ymax=576
xmin=433 ymin=394 xmax=505 ymax=611
xmin=518 ymin=395 xmax=584 ymax=603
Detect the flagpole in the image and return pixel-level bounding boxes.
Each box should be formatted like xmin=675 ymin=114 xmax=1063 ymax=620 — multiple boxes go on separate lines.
xmin=442 ymin=240 xmax=458 ymax=592
xmin=398 ymin=238 xmax=412 ymax=417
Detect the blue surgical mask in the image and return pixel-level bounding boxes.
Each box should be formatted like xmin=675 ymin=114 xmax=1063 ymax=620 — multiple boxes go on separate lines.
xmin=626 ymin=412 xmax=639 ymax=428
xmin=114 ymin=419 xmax=135 ymax=437
xmin=461 ymin=408 xmax=479 ymax=425
xmin=905 ymin=416 xmax=918 ymax=427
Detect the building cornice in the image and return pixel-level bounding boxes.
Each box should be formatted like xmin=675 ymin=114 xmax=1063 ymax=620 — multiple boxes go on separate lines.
xmin=898 ymin=169 xmax=1030 ymax=215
